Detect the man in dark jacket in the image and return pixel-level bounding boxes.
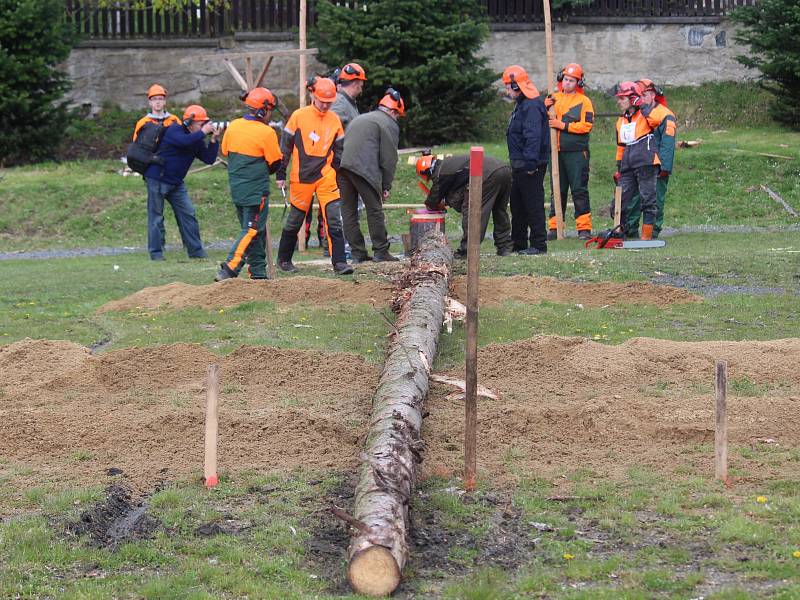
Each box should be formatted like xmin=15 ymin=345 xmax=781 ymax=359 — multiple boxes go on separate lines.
xmin=503 ymin=65 xmax=550 ymax=255
xmin=417 ymin=153 xmax=513 ymax=257
xmin=143 ymin=104 xmax=220 ymax=260
xmin=338 ymin=89 xmax=404 ymax=263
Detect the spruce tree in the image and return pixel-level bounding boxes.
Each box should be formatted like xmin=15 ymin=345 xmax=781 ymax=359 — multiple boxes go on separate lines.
xmin=313 ymin=0 xmax=496 ymax=144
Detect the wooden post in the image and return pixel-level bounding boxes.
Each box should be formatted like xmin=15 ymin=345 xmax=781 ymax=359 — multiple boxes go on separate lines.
xmin=543 ymin=0 xmax=565 ymax=240
xmin=613 ymin=185 xmax=622 ymax=228
xmin=265 ymin=224 xmax=277 ymax=280
xmin=255 ymin=56 xmax=274 ymax=89
xmin=245 ymin=55 xmax=254 ymax=90
xmin=715 ymin=360 xmax=728 ymax=483
xmin=204 ymin=364 xmax=219 ymax=488
xmin=464 ymin=147 xmax=483 ymax=492
xmin=298 ymin=0 xmax=307 ymax=108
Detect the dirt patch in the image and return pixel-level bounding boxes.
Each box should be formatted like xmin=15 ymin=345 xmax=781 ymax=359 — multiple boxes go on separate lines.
xmin=66 ymin=484 xmax=159 ymax=548
xmin=450 ymin=275 xmax=702 ymax=307
xmin=0 ymin=339 xmax=378 ymax=508
xmin=97 ymin=277 xmax=394 ymax=313
xmin=423 ymin=335 xmax=800 ymax=484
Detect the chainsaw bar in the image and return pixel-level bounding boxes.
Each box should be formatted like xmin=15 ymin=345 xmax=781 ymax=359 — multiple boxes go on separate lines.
xmin=620 ymin=240 xmax=666 ymax=249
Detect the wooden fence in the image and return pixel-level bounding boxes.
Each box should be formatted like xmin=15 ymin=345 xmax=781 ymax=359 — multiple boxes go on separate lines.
xmin=66 ymin=0 xmax=754 ymax=39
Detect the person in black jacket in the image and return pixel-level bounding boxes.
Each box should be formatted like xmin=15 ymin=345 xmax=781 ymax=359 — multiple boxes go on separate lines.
xmin=502 ymin=65 xmax=550 ymax=255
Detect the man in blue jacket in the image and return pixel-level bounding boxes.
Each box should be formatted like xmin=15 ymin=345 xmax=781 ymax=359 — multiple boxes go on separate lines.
xmin=143 ymin=104 xmax=220 ymax=260
xmin=503 ymin=65 xmax=550 ymax=255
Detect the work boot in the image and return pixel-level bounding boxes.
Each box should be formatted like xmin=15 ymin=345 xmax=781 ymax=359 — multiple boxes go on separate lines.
xmin=496 ymin=247 xmax=513 ymax=257
xmin=351 ymin=254 xmax=372 ymax=264
xmin=454 ymin=248 xmax=467 ymax=259
xmin=546 ymin=229 xmax=557 ymax=241
xmin=334 ymin=262 xmax=354 ymax=275
xmin=214 ymin=263 xmax=237 ymax=282
xmin=577 ymin=230 xmax=592 ymax=240
xmin=641 ymin=224 xmax=654 ymax=241
xmin=278 ymin=260 xmax=298 ymax=273
xmin=518 ymin=247 xmax=547 ymax=256
xmin=373 ymin=251 xmax=399 ymax=263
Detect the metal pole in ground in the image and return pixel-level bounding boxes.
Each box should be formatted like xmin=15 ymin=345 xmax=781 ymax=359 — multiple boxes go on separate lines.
xmin=543 ymin=0 xmax=565 ymax=240
xmin=464 ymin=146 xmax=483 ymax=492
xmin=715 ymin=360 xmax=728 ymax=484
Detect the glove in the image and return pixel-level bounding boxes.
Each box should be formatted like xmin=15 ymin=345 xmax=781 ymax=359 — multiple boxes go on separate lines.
xmin=613 ymin=171 xmax=621 ymax=185
xmin=548 ymin=119 xmax=566 ymax=131
xmin=544 ymin=95 xmax=555 ymax=109
xmin=659 ymin=169 xmax=671 ymax=178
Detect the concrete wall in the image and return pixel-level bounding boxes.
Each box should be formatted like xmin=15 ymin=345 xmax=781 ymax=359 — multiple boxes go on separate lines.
xmin=65 ymin=20 xmax=752 ymax=112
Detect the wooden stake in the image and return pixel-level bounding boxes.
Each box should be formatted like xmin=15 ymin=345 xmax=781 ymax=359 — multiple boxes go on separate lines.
xmin=245 ymin=56 xmax=254 ymax=90
xmin=255 ymin=56 xmax=274 ymax=89
xmin=613 ymin=185 xmax=622 ymax=227
xmin=715 ymin=360 xmax=728 ymax=483
xmin=464 ymin=146 xmax=483 ymax=492
xmin=222 ymin=58 xmax=248 ymax=92
xmin=298 ymin=0 xmax=307 ymax=108
xmin=265 ymin=223 xmax=277 ymax=280
xmin=204 ymin=364 xmax=220 ymax=488
xmin=543 ymin=0 xmax=565 ymax=240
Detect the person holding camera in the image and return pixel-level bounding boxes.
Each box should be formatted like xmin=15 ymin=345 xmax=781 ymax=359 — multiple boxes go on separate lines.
xmin=276 ymin=77 xmax=352 ymax=275
xmin=215 ymin=88 xmax=283 ymax=281
xmin=143 ymin=104 xmax=220 ymax=260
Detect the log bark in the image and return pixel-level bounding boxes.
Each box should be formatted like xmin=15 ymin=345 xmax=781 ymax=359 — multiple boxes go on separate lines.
xmin=346 ymin=231 xmax=452 ymax=597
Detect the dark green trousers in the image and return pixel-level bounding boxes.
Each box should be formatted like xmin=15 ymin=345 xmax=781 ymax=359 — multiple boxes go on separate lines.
xmin=626 ymin=175 xmax=670 ymax=237
xmin=223 ymin=199 xmax=269 ymax=279
xmin=548 ymin=150 xmax=592 ymax=232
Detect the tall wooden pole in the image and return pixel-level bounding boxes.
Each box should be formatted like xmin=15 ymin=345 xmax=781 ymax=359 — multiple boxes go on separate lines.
xmin=543 ymin=0 xmax=565 ymax=240
xmin=464 ymin=147 xmax=483 ymax=492
xmin=204 ymin=364 xmax=219 ymax=488
xmin=715 ymin=360 xmax=728 ymax=483
xmin=298 ymin=0 xmax=307 ymax=108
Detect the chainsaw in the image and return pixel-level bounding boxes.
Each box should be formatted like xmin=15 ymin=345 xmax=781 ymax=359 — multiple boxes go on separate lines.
xmin=584 ymin=224 xmax=666 ymax=249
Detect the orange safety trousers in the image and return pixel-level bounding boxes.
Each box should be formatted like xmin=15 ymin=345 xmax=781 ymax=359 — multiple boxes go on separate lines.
xmin=288 ymin=169 xmax=340 ymax=255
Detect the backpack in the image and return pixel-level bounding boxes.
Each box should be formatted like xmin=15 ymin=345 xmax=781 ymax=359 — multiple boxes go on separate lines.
xmin=126 ymin=121 xmax=167 ymax=174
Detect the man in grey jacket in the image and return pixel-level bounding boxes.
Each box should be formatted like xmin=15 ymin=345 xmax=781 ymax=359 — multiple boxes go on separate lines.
xmin=331 ymin=63 xmax=366 ymax=131
xmin=338 ymin=89 xmax=404 ymax=263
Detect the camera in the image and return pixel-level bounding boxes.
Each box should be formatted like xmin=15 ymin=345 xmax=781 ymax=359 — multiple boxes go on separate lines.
xmin=211 ymin=121 xmax=230 ymax=130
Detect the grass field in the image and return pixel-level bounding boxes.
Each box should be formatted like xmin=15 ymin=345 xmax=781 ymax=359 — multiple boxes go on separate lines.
xmin=1 ymin=83 xmax=800 ymax=599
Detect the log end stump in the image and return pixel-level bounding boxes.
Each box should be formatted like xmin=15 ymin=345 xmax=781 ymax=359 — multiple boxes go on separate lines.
xmin=348 ymin=546 xmax=401 ymax=597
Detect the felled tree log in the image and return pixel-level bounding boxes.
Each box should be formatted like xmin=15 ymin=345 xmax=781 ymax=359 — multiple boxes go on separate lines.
xmin=346 ymin=231 xmax=452 ymax=597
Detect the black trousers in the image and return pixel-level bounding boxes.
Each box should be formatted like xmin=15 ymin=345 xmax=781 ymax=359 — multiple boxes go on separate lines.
xmin=456 ymin=165 xmax=513 ymax=254
xmin=510 ymin=165 xmax=548 ymax=251
xmin=620 ymin=165 xmax=658 ymax=234
xmin=278 ymin=201 xmax=347 ymax=266
xmin=338 ymin=168 xmax=389 ymax=258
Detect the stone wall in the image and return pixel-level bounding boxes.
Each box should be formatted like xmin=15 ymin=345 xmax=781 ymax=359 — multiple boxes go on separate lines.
xmin=65 ymin=20 xmax=753 ymax=112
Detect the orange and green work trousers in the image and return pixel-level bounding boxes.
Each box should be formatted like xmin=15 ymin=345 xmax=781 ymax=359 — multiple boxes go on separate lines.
xmin=221 ymin=196 xmax=269 ymax=279
xmin=548 ymin=150 xmax=592 ymax=233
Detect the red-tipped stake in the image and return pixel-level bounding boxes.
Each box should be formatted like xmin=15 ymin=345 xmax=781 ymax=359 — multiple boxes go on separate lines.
xmin=205 ymin=364 xmax=220 ymax=488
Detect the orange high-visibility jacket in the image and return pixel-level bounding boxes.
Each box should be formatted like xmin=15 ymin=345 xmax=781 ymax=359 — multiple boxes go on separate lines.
xmin=278 ymin=105 xmax=344 ymax=183
xmin=552 ymin=91 xmax=594 ymax=152
xmin=615 ymin=108 xmax=660 ymax=172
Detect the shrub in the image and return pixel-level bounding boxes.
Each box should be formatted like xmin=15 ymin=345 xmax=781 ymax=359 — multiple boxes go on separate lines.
xmin=731 ymin=0 xmax=800 ymax=129
xmin=0 ymin=0 xmax=75 ymax=165
xmin=313 ymin=0 xmax=497 ymax=145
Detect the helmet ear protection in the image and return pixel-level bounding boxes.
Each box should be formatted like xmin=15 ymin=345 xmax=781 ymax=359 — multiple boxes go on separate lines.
xmin=557 ymin=69 xmax=585 ymax=88
xmin=182 ymin=113 xmax=194 ymax=128
xmin=508 ymin=72 xmax=520 ymax=92
xmin=306 ymin=75 xmax=318 ymax=94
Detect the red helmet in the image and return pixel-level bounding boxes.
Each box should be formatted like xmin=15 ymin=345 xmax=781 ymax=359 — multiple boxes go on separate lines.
xmin=308 ymin=77 xmax=337 ymax=103
xmin=636 ymin=78 xmax=668 ymax=106
xmin=615 ymin=81 xmax=643 ymax=106
xmin=182 ymin=105 xmax=209 ymax=122
xmin=244 ymin=87 xmax=277 ymax=111
xmin=147 ymin=84 xmax=167 ymax=98
xmin=502 ymin=65 xmax=539 ymax=99
xmin=379 ymin=88 xmax=405 ymax=117
xmin=339 ymin=62 xmax=367 ymax=82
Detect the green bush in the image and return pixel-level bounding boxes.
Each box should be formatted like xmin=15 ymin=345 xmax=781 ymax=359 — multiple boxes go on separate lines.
xmin=312 ymin=0 xmax=497 ymax=145
xmin=0 ymin=0 xmax=75 ymax=166
xmin=732 ymin=0 xmax=800 ymax=129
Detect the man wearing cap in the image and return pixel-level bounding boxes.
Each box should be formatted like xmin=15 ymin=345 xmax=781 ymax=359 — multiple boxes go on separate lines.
xmin=331 ymin=62 xmax=367 ymax=131
xmin=545 ymin=63 xmax=595 ymax=240
xmin=503 ymin=65 xmax=550 ymax=255
xmin=625 ymin=79 xmax=677 ymax=238
xmin=276 ymin=77 xmax=353 ymax=275
xmin=417 ymin=153 xmax=513 ymax=258
xmin=134 ymin=84 xmax=182 ymax=256
xmin=215 ymin=88 xmax=283 ymax=281
xmin=338 ymin=89 xmax=404 ymax=263
xmin=142 ymin=105 xmax=220 ymax=260
xmin=613 ymin=82 xmax=660 ymax=240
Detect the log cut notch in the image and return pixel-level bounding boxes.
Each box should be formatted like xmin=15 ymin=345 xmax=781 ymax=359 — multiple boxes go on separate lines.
xmin=346 ymin=231 xmax=452 ymax=597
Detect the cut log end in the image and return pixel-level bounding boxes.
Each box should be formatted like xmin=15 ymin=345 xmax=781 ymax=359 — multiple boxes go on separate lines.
xmin=348 ymin=546 xmax=402 ymax=597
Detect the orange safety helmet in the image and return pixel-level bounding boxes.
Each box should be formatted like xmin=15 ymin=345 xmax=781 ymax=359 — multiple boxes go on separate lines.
xmin=182 ymin=105 xmax=210 ymax=123
xmin=636 ymin=78 xmax=668 ymax=106
xmin=615 ymin=81 xmax=643 ymax=107
xmin=339 ymin=62 xmax=367 ymax=82
xmin=415 ymin=154 xmax=437 ymax=181
xmin=557 ymin=63 xmax=585 ymax=93
xmin=502 ymin=65 xmax=540 ymax=99
xmin=243 ymin=87 xmax=277 ymax=112
xmin=379 ymin=88 xmax=405 ymax=117
xmin=147 ymin=84 xmax=167 ymax=98
xmin=308 ymin=77 xmax=337 ymax=103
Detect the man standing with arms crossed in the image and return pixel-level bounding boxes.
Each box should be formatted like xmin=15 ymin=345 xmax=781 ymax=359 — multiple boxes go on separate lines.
xmin=275 ymin=77 xmax=353 ymax=275
xmin=545 ymin=63 xmax=595 ymax=240
xmin=215 ymin=87 xmax=283 ymax=281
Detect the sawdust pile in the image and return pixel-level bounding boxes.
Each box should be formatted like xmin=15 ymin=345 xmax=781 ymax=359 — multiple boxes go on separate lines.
xmin=98 ymin=275 xmax=699 ymax=314
xmin=0 ymin=340 xmax=378 ymax=503
xmin=424 ymin=335 xmax=800 ymax=483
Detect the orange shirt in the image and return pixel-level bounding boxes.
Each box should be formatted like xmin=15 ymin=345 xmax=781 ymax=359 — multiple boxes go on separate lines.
xmin=280 ymin=105 xmax=344 ymax=184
